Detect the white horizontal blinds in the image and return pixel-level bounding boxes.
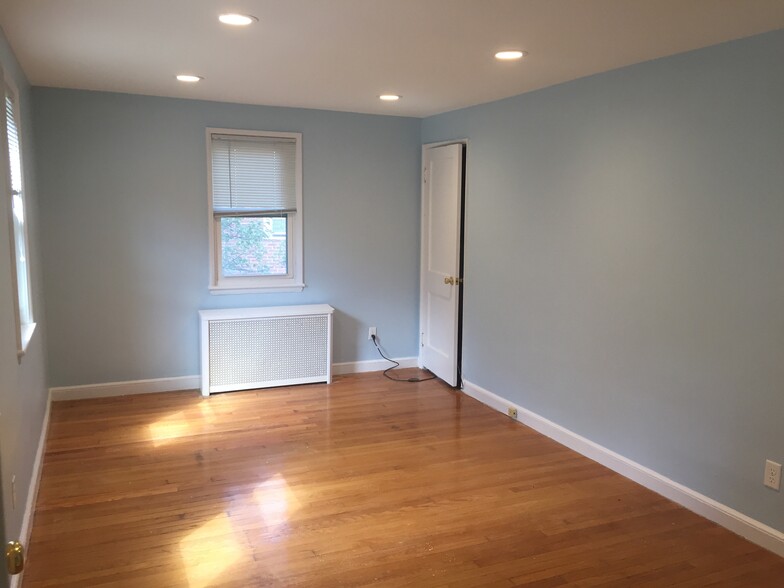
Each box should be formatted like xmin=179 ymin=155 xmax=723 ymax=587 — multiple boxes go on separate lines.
xmin=5 ymin=88 xmax=32 ymax=325
xmin=5 ymin=93 xmax=21 ymax=195
xmin=211 ymin=133 xmax=297 ymax=215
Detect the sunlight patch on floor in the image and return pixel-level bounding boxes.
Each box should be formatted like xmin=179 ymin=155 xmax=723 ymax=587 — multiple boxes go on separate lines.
xmin=148 ymin=411 xmax=192 ymax=446
xmin=179 ymin=512 xmax=243 ymax=588
xmin=149 ymin=401 xmax=217 ymax=446
xmin=198 ymin=401 xmax=216 ymax=420
xmin=254 ymin=474 xmax=301 ymax=534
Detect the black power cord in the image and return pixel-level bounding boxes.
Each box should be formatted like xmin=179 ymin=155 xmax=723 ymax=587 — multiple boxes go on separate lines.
xmin=371 ymin=334 xmax=436 ymax=383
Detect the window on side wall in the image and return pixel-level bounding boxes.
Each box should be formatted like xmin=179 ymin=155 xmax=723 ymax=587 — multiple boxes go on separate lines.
xmin=3 ymin=78 xmax=35 ymax=357
xmin=207 ymin=129 xmax=304 ymax=293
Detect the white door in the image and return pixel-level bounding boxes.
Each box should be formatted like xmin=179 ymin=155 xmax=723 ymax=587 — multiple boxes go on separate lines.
xmin=419 ymin=143 xmax=464 ymax=386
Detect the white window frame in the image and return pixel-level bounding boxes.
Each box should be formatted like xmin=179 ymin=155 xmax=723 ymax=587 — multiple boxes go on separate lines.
xmin=2 ymin=72 xmax=36 ymax=358
xmin=206 ymin=128 xmax=304 ymax=293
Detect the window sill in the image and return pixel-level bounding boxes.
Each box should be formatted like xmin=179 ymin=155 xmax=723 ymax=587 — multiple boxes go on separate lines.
xmin=17 ymin=322 xmax=37 ymax=360
xmin=209 ymin=284 xmax=305 ymax=295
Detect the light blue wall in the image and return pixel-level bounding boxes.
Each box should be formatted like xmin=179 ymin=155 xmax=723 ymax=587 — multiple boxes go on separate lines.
xmin=423 ymin=30 xmax=784 ymax=532
xmin=0 ymin=26 xmax=48 ymax=553
xmin=32 ymin=89 xmax=421 ymax=386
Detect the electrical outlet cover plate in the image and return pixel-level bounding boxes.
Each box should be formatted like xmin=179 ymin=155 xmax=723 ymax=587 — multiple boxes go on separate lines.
xmin=764 ymin=460 xmax=781 ymax=491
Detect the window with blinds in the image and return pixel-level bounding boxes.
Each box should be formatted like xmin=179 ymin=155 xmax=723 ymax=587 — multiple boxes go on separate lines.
xmin=207 ymin=129 xmax=304 ymax=292
xmin=3 ymin=81 xmax=35 ymax=355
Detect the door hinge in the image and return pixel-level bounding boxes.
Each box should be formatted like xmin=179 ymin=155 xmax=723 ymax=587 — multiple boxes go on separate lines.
xmin=420 ymin=331 xmax=424 ymax=347
xmin=423 ymin=166 xmax=428 ymax=184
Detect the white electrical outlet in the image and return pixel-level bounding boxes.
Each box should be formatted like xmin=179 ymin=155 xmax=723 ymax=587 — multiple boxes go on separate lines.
xmin=368 ymin=327 xmax=377 ymax=340
xmin=764 ymin=460 xmax=781 ymax=491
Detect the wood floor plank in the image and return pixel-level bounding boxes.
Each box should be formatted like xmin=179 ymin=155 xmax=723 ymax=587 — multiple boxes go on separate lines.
xmin=22 ymin=372 xmax=784 ymax=586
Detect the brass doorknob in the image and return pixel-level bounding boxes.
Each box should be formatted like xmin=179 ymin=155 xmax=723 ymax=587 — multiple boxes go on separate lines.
xmin=6 ymin=541 xmax=24 ymax=575
xmin=443 ymin=276 xmax=462 ymax=286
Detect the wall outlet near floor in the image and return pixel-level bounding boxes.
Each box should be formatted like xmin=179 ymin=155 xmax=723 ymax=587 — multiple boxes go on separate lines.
xmin=368 ymin=327 xmax=377 ymax=340
xmin=764 ymin=460 xmax=781 ymax=490
xmin=507 ymin=407 xmax=518 ymax=419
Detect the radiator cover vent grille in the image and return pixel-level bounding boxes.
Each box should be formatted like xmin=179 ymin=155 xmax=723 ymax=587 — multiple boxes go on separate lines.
xmin=209 ymin=315 xmax=329 ymax=386
xmin=199 ymin=305 xmax=334 ymax=396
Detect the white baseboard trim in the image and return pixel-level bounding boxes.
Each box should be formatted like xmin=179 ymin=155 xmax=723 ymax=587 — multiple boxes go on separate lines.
xmin=461 ymin=379 xmax=784 ymax=558
xmin=49 ymin=359 xmax=420 ymax=401
xmin=50 ymin=375 xmax=202 ymax=401
xmin=10 ymin=389 xmax=52 ymax=588
xmin=332 ymin=357 xmax=418 ymax=375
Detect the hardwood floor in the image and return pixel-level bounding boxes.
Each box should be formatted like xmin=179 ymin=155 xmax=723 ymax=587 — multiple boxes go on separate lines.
xmin=24 ymin=371 xmax=783 ymax=587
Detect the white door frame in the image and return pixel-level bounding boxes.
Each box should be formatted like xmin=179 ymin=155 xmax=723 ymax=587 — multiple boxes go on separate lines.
xmin=418 ymin=139 xmax=468 ymax=386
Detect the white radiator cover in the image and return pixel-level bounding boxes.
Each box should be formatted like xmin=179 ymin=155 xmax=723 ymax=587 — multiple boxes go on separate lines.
xmin=199 ymin=305 xmax=334 ymax=396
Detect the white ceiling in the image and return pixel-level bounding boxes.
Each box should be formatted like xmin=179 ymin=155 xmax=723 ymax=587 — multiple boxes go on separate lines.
xmin=1 ymin=0 xmax=783 ymax=118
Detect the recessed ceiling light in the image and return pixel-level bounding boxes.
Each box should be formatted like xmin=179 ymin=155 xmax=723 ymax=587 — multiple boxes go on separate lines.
xmin=218 ymin=13 xmax=258 ymax=26
xmin=494 ymin=50 xmax=527 ymax=60
xmin=379 ymin=94 xmax=401 ymax=101
xmin=176 ymin=74 xmax=203 ymax=83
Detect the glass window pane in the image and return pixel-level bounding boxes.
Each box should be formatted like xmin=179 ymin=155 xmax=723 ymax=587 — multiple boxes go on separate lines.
xmin=270 ymin=217 xmax=286 ymax=236
xmin=220 ymin=216 xmax=288 ymax=277
xmin=12 ymin=194 xmax=31 ymax=324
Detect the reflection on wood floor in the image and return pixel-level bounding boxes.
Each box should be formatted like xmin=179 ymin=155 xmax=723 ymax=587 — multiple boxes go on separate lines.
xmin=24 ymin=370 xmax=784 ymax=586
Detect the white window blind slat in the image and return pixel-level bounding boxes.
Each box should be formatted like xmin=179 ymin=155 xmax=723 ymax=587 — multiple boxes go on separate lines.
xmin=211 ymin=134 xmax=297 ymax=212
xmin=6 ymin=94 xmax=22 ymax=194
